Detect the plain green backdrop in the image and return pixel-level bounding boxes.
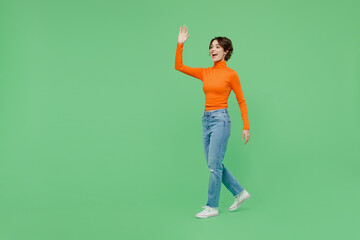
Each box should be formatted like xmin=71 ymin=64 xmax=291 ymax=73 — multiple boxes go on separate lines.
xmin=0 ymin=0 xmax=359 ymax=239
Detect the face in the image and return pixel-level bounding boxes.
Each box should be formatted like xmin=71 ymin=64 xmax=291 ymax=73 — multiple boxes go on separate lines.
xmin=210 ymin=40 xmax=227 ymax=62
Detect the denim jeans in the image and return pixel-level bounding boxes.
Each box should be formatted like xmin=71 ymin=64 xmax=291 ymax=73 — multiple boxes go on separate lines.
xmin=202 ymin=108 xmax=244 ymax=208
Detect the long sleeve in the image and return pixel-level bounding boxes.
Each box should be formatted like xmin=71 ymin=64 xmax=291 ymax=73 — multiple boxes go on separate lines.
xmin=230 ymin=72 xmax=250 ymax=130
xmin=175 ymin=42 xmax=204 ymax=81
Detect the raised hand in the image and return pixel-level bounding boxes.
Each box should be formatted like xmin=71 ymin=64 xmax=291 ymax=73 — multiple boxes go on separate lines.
xmin=178 ymin=25 xmax=190 ymax=44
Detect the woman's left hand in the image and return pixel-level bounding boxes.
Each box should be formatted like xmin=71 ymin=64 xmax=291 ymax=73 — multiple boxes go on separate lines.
xmin=242 ymin=130 xmax=250 ymax=144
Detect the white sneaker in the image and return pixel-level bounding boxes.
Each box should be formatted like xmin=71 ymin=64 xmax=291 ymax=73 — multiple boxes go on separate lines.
xmin=195 ymin=206 xmax=219 ymax=218
xmin=228 ymin=189 xmax=250 ymax=211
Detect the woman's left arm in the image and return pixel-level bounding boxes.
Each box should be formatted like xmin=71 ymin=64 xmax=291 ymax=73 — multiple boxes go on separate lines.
xmin=230 ymin=72 xmax=250 ymax=144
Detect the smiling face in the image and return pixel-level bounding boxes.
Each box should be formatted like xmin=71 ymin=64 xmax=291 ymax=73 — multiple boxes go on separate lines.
xmin=210 ymin=40 xmax=228 ymax=62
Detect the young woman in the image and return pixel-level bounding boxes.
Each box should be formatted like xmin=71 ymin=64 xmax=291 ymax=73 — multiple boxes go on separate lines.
xmin=175 ymin=25 xmax=251 ymax=218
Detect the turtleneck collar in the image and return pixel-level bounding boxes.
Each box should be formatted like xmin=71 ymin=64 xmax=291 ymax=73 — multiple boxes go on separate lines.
xmin=213 ymin=60 xmax=227 ymax=69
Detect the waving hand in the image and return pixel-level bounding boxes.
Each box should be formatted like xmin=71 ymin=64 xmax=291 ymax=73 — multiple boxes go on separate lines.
xmin=178 ymin=25 xmax=190 ymax=44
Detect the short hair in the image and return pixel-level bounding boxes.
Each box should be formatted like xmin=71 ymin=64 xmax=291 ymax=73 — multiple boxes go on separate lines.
xmin=209 ymin=37 xmax=233 ymax=61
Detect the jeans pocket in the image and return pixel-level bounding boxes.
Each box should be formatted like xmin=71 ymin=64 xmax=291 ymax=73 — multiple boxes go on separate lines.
xmin=210 ymin=113 xmax=226 ymax=122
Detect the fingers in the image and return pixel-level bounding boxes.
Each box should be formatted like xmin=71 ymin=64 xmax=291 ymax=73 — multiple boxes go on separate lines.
xmin=180 ymin=25 xmax=188 ymax=34
xmin=246 ymin=135 xmax=250 ymax=144
xmin=243 ymin=132 xmax=250 ymax=144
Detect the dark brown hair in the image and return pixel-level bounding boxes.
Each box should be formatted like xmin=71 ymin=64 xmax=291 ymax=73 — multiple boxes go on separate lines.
xmin=209 ymin=37 xmax=233 ymax=61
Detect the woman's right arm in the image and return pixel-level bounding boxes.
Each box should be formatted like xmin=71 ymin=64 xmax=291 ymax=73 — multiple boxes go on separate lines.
xmin=174 ymin=25 xmax=204 ymax=81
xmin=175 ymin=42 xmax=204 ymax=81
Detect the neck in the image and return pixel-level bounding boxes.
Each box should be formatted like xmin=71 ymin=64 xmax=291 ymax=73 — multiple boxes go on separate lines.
xmin=213 ymin=60 xmax=227 ymax=69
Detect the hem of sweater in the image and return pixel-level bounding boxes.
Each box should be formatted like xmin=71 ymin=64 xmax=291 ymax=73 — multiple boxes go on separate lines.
xmin=204 ymin=106 xmax=228 ymax=111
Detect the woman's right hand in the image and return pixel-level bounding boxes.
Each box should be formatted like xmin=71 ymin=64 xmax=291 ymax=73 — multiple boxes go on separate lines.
xmin=178 ymin=25 xmax=190 ymax=44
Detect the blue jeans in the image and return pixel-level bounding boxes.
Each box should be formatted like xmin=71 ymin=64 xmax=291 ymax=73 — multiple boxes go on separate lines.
xmin=202 ymin=108 xmax=244 ymax=208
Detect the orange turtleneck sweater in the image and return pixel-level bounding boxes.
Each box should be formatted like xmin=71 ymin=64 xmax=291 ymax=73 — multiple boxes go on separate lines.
xmin=174 ymin=42 xmax=249 ymax=130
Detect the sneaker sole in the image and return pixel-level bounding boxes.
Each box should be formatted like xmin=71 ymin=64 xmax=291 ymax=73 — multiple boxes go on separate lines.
xmin=228 ymin=194 xmax=250 ymax=211
xmin=195 ymin=213 xmax=219 ymax=219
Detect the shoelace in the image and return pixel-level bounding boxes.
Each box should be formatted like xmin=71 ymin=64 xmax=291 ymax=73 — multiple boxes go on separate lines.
xmin=236 ymin=193 xmax=243 ymax=199
xmin=201 ymin=206 xmax=216 ymax=212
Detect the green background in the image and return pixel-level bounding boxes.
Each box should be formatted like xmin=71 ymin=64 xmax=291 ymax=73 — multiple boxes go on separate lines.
xmin=1 ymin=0 xmax=359 ymax=239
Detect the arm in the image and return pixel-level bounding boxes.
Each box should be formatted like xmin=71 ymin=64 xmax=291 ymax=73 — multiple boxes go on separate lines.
xmin=230 ymin=72 xmax=250 ymax=130
xmin=175 ymin=42 xmax=205 ymax=81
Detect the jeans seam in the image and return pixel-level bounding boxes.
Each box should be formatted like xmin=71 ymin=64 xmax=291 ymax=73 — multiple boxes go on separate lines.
xmin=210 ymin=123 xmax=227 ymax=207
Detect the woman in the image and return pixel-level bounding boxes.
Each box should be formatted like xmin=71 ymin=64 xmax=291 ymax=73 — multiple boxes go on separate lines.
xmin=175 ymin=25 xmax=251 ymax=219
